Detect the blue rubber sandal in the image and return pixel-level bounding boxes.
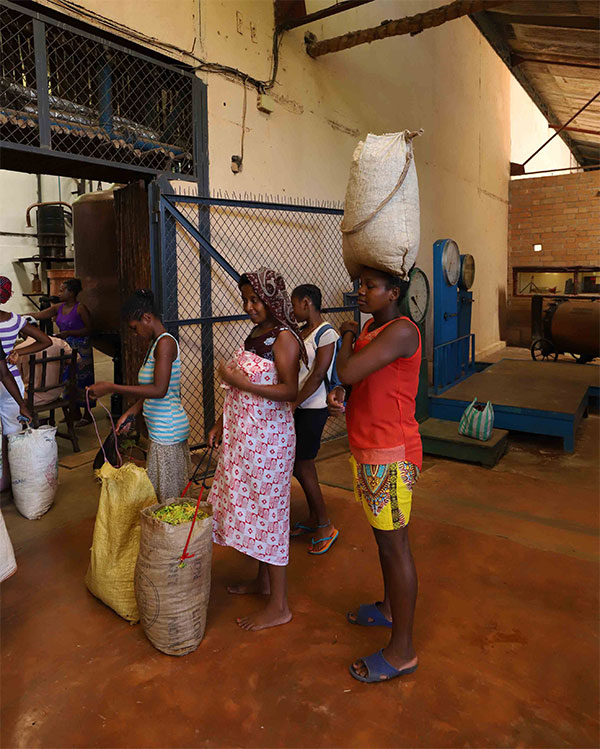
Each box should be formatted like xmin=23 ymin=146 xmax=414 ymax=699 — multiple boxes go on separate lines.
xmin=308 ymin=527 xmax=339 ymax=555
xmin=347 ymin=602 xmax=392 ymax=628
xmin=349 ymin=649 xmax=418 ymax=683
xmin=290 ymin=522 xmax=315 ymax=537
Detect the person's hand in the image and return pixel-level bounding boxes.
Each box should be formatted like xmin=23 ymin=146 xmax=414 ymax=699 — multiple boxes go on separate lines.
xmin=208 ymin=421 xmax=223 ymax=448
xmin=87 ymin=382 xmax=112 ymax=398
xmin=218 ymin=360 xmax=249 ymax=390
xmin=7 ymin=350 xmax=19 ymax=366
xmin=327 ymin=386 xmax=346 ymax=415
xmin=18 ymin=404 xmax=32 ymax=422
xmin=116 ymin=410 xmax=135 ymax=435
xmin=340 ymin=320 xmax=359 ymax=338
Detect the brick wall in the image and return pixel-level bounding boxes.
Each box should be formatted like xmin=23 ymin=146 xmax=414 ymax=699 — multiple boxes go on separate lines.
xmin=508 ymin=170 xmax=600 ymax=292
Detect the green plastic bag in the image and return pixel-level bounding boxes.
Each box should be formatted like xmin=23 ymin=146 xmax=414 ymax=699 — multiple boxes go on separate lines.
xmin=458 ymin=398 xmax=494 ymax=441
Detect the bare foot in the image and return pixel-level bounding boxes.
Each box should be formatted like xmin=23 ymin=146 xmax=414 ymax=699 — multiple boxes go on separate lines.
xmin=351 ymin=651 xmax=418 ymax=680
xmin=226 ymin=579 xmax=270 ymax=595
xmin=236 ymin=605 xmax=292 ymax=631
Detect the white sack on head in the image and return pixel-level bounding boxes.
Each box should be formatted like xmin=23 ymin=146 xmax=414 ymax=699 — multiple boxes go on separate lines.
xmin=342 ymin=130 xmax=422 ymax=281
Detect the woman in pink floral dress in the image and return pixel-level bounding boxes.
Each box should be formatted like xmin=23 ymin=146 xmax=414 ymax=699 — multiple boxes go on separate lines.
xmin=208 ymin=268 xmax=307 ymax=631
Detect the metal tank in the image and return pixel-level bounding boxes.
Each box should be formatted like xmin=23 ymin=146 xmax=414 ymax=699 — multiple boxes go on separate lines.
xmin=72 ymin=187 xmax=120 ymax=358
xmin=552 ymin=301 xmax=599 ymax=360
xmin=530 ymin=297 xmax=599 ymax=363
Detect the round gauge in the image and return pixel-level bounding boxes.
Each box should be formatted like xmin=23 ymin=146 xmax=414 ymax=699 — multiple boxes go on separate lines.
xmin=459 ymin=254 xmax=475 ymax=290
xmin=407 ymin=267 xmax=430 ymax=324
xmin=442 ymin=239 xmax=461 ymax=286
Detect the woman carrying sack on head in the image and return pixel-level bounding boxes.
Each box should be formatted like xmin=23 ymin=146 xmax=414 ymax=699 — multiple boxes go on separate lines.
xmin=87 ymin=290 xmax=191 ymax=503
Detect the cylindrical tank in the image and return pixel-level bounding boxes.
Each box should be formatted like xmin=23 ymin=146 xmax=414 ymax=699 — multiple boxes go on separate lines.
xmin=38 ymin=204 xmax=66 ymax=257
xmin=552 ymin=301 xmax=599 ymax=359
xmin=72 ymin=188 xmax=120 ymax=357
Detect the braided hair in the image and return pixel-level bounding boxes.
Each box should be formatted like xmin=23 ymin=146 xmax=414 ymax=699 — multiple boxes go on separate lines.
xmin=121 ymin=289 xmax=158 ymax=321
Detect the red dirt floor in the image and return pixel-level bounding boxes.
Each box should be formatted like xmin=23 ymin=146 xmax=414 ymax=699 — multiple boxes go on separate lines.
xmin=1 ymin=415 xmax=598 ymax=748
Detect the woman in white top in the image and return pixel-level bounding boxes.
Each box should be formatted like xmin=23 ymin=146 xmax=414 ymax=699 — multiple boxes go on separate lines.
xmin=290 ymin=284 xmax=339 ymax=555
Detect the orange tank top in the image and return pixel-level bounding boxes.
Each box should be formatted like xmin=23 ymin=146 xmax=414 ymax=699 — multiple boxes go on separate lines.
xmin=345 ymin=317 xmax=422 ymax=469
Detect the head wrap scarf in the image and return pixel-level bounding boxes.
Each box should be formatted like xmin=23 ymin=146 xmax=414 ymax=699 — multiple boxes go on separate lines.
xmin=242 ymin=268 xmax=308 ymax=366
xmin=0 ymin=277 xmax=12 ymax=305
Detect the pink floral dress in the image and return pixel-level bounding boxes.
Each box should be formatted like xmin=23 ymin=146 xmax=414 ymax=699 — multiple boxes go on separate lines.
xmin=210 ymin=346 xmax=296 ymax=566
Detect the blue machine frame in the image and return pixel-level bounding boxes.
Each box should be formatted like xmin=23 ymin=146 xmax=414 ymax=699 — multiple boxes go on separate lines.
xmin=432 ymin=239 xmax=476 ymax=394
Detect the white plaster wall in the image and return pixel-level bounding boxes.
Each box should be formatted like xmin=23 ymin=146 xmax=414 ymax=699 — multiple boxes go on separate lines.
xmin=23 ymin=0 xmax=516 ymax=354
xmin=202 ymin=0 xmax=511 ymax=353
xmin=510 ymin=76 xmax=575 ymax=176
xmin=0 ymin=171 xmax=110 ymax=315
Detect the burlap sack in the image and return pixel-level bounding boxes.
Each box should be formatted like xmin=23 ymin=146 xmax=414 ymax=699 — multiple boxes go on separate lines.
xmin=85 ymin=462 xmax=157 ymax=622
xmin=135 ymin=499 xmax=213 ymax=656
xmin=9 ymin=425 xmax=58 ymax=520
xmin=0 ymin=509 xmax=17 ymax=583
xmin=342 ymin=130 xmax=421 ymax=280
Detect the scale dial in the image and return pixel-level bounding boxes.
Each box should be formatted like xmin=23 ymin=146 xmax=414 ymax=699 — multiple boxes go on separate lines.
xmin=459 ymin=253 xmax=475 ymax=290
xmin=442 ymin=240 xmax=461 ymax=286
xmin=407 ymin=267 xmax=430 ymax=324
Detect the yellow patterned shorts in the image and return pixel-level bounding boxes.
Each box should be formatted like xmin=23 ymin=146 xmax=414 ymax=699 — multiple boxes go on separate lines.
xmin=350 ymin=457 xmax=419 ymax=531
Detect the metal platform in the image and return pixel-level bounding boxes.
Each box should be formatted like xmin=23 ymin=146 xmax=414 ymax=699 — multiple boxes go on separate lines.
xmin=429 ymin=359 xmax=599 ymax=452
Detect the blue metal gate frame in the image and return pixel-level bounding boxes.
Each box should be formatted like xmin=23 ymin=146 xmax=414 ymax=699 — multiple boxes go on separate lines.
xmin=150 ymin=190 xmax=357 ymax=447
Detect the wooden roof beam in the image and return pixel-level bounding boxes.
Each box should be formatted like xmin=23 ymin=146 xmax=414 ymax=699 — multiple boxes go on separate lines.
xmin=495 ymin=14 xmax=599 ymax=30
xmin=471 ymin=9 xmax=589 ymax=165
xmin=304 ymin=0 xmax=509 ymax=58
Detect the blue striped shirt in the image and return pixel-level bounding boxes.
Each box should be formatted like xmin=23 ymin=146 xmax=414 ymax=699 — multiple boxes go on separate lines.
xmin=138 ymin=333 xmax=190 ymax=445
xmin=0 ymin=313 xmax=26 ymax=379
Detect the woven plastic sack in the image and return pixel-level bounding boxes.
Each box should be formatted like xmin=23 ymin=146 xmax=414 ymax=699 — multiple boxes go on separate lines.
xmin=135 ymin=499 xmax=212 ymax=656
xmin=458 ymin=399 xmax=494 ymax=441
xmin=0 ymin=509 xmax=17 ymax=583
xmin=342 ymin=130 xmax=421 ymax=281
xmin=8 ymin=425 xmax=58 ymax=520
xmin=85 ymin=462 xmax=157 ymax=622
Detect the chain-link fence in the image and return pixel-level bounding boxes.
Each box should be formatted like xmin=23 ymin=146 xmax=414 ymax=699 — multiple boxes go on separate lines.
xmin=0 ymin=3 xmax=39 ymax=146
xmin=158 ymin=193 xmax=357 ymax=447
xmin=0 ymin=0 xmax=196 ymax=175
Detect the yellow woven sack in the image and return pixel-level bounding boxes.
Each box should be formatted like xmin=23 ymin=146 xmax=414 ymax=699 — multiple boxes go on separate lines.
xmin=85 ymin=462 xmax=157 ymax=622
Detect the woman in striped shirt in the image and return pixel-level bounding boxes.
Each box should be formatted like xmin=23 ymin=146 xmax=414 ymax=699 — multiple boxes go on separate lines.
xmin=0 ymin=277 xmax=50 ymax=489
xmin=88 ymin=289 xmax=190 ymax=503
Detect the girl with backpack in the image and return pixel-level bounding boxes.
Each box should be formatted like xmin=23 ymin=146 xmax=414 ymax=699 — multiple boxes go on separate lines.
xmin=290 ymin=284 xmax=339 ymax=555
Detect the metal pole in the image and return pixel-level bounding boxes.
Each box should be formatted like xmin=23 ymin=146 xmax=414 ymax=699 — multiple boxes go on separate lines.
xmin=278 ymin=0 xmax=375 ymax=31
xmin=522 ymin=89 xmax=600 ymax=167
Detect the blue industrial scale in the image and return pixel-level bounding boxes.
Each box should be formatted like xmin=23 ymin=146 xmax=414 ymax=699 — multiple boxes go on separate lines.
xmin=432 ymin=239 xmax=476 ymax=393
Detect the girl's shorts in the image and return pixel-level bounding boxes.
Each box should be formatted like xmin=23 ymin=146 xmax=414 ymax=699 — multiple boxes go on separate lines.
xmin=350 ymin=457 xmax=419 ymax=531
xmin=294 ymin=407 xmax=329 ymax=461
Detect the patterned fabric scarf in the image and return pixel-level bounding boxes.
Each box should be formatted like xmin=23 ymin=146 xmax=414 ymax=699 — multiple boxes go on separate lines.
xmin=0 ymin=277 xmax=12 ymax=304
xmin=243 ymin=268 xmax=308 ymax=365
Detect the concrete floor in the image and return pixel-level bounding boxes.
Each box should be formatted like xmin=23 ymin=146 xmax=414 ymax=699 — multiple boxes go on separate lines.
xmin=1 ymin=401 xmax=599 ymax=747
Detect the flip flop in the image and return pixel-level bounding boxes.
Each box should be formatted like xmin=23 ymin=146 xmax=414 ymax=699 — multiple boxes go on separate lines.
xmin=308 ymin=527 xmax=339 ymax=555
xmin=290 ymin=522 xmax=316 ymax=537
xmin=349 ymin=649 xmax=418 ymax=683
xmin=347 ymin=602 xmax=392 ymax=628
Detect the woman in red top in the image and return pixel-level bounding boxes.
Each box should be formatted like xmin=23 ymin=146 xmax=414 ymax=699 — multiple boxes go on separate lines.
xmin=328 ymin=266 xmax=421 ymax=683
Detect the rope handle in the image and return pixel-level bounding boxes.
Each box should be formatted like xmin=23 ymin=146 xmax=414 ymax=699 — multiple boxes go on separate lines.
xmin=85 ymin=388 xmax=122 ymax=468
xmin=179 ymin=445 xmax=215 ymax=567
xmin=341 ymin=130 xmax=423 ymax=236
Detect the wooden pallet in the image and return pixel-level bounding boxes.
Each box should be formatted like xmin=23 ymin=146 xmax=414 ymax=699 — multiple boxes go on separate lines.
xmin=420 ymin=418 xmax=508 ymax=468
